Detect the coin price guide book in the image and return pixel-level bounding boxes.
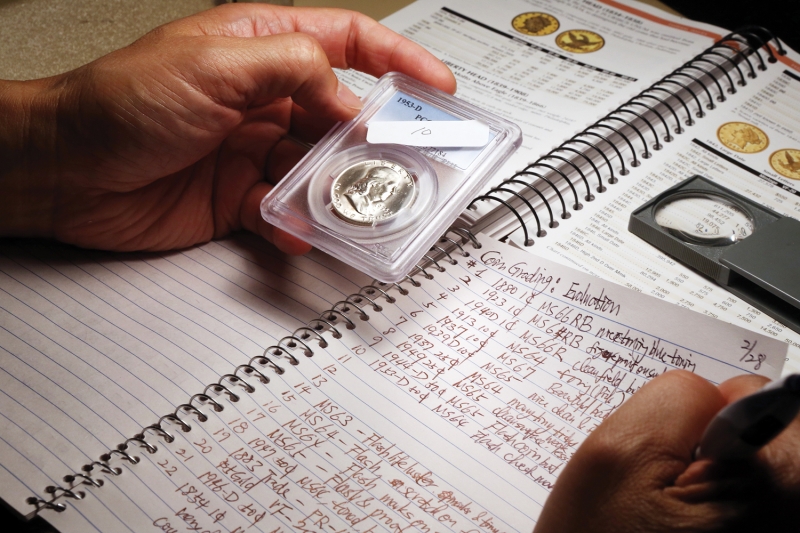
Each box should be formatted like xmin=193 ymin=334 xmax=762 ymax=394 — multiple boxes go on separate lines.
xmin=2 ymin=0 xmax=800 ymax=532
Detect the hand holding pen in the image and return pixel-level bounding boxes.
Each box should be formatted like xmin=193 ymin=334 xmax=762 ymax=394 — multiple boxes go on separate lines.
xmin=696 ymin=373 xmax=800 ymax=460
xmin=535 ymin=370 xmax=800 ymax=533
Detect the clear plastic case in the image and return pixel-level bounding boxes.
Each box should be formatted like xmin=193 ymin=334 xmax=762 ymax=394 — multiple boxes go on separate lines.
xmin=261 ymin=72 xmax=522 ymax=282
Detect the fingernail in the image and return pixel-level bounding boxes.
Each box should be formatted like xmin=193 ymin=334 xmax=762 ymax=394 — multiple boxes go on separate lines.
xmin=337 ymin=81 xmax=363 ymax=111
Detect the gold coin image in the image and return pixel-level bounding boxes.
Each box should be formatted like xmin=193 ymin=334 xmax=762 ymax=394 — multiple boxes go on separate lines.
xmin=511 ymin=12 xmax=559 ymax=37
xmin=555 ymin=30 xmax=604 ymax=53
xmin=769 ymin=148 xmax=800 ymax=180
xmin=717 ymin=122 xmax=769 ymax=153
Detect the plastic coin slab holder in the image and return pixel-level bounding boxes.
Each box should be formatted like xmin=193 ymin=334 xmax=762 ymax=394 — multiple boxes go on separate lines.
xmin=261 ymin=72 xmax=522 ymax=282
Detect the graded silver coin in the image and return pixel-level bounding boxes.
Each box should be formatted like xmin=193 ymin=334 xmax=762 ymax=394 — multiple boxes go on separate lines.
xmin=330 ymin=159 xmax=416 ymax=225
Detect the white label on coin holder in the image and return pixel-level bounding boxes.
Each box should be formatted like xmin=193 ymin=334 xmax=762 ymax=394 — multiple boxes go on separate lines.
xmin=261 ymin=72 xmax=522 ymax=283
xmin=367 ymin=90 xmax=497 ymax=170
xmin=366 ymin=120 xmax=490 ymax=148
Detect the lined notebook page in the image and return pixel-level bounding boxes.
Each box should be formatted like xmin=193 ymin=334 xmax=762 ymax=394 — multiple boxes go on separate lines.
xmin=0 ymin=235 xmax=370 ymax=516
xmin=48 ymin=235 xmax=785 ymax=533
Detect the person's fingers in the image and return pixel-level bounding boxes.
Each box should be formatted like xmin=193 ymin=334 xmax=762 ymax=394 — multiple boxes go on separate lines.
xmin=592 ymin=370 xmax=725 ymax=464
xmin=674 ymin=458 xmax=715 ymax=487
xmin=172 ymin=32 xmax=363 ymax=123
xmin=175 ymin=4 xmax=457 ymax=94
xmin=240 ymin=181 xmax=312 ymax=255
xmin=288 ymin=103 xmax=339 ymax=145
xmin=264 ymin=137 xmax=310 ymax=185
xmin=227 ymin=101 xmax=293 ymax=169
xmin=676 ymin=373 xmax=800 ymax=533
xmin=535 ymin=371 xmax=726 ymax=533
xmin=56 ymin=31 xmax=350 ymax=183
xmin=717 ymin=373 xmax=800 ymax=473
xmin=272 ymin=225 xmax=312 ymax=256
xmin=718 ymin=373 xmax=800 ymax=488
xmin=718 ymin=373 xmax=769 ymax=403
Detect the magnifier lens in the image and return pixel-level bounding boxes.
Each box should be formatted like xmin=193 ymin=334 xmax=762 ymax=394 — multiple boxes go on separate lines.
xmin=654 ymin=193 xmax=754 ymax=246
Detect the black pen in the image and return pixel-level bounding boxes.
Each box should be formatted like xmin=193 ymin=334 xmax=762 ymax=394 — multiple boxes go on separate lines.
xmin=696 ymin=374 xmax=800 ymax=460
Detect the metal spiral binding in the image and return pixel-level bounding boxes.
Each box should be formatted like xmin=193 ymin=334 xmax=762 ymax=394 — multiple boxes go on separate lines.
xmin=469 ymin=29 xmax=785 ymax=244
xmin=24 ymin=230 xmax=483 ymax=516
xmin=26 ymin=27 xmax=787 ymax=517
xmin=25 ymin=352 xmax=296 ymax=513
xmin=371 ymin=228 xmax=481 ymax=290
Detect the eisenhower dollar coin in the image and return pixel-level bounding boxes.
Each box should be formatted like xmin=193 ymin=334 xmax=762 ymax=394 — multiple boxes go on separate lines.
xmin=330 ymin=160 xmax=416 ymax=225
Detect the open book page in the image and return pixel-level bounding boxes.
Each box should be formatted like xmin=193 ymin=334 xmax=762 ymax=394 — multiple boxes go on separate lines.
xmin=337 ymin=0 xmax=727 ymax=207
xmin=0 ymin=236 xmax=370 ymax=516
xmin=49 ymin=236 xmax=785 ymax=533
xmin=523 ymin=49 xmax=800 ymax=373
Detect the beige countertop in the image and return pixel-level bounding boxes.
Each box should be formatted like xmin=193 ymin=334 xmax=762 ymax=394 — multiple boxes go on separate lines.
xmin=291 ymin=1 xmax=679 ymax=24
xmin=0 ymin=0 xmax=221 ymax=80
xmin=0 ymin=0 xmax=680 ymax=81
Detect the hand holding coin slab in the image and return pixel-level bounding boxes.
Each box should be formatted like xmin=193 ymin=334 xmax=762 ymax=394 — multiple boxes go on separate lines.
xmin=261 ymin=73 xmax=522 ymax=282
xmin=0 ymin=4 xmax=458 ymax=256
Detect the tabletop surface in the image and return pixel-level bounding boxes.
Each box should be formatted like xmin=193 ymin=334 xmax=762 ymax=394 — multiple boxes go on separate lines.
xmin=0 ymin=0 xmax=679 ymax=81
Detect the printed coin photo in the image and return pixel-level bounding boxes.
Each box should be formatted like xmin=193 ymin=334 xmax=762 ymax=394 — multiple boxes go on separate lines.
xmin=769 ymin=148 xmax=800 ymax=180
xmin=330 ymin=160 xmax=416 ymax=225
xmin=555 ymin=30 xmax=604 ymax=53
xmin=717 ymin=122 xmax=769 ymax=153
xmin=511 ymin=12 xmax=560 ymax=36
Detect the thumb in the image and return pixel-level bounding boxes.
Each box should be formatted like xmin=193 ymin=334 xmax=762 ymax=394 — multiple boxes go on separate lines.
xmin=716 ymin=374 xmax=799 ymax=476
xmin=718 ymin=373 xmax=800 ymax=495
xmin=718 ymin=373 xmax=770 ymax=403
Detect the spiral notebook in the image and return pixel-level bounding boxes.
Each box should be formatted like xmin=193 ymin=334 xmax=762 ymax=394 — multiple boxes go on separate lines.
xmin=1 ymin=234 xmax=787 ymax=533
xmin=2 ymin=0 xmax=800 ymax=531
